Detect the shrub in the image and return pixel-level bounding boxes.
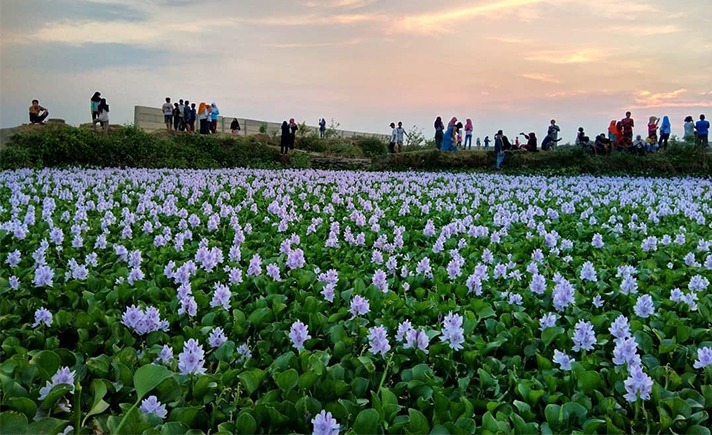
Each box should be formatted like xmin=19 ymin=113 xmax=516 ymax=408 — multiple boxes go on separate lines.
xmin=289 ymin=151 xmax=312 ymax=169
xmin=356 ymin=137 xmax=387 ymax=157
xmin=296 ymin=136 xmax=327 ymax=153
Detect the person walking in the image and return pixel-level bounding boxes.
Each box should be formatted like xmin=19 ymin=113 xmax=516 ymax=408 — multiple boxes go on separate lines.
xmin=434 ymin=116 xmax=444 ymax=149
xmin=162 ymin=97 xmax=173 ymax=130
xmin=464 ymin=119 xmax=473 ymax=149
xmin=90 ymin=92 xmax=101 ymax=122
xmin=395 ymin=121 xmax=407 ymax=152
xmin=658 ymin=115 xmax=671 ymax=149
xmin=476 ymin=137 xmax=481 ymax=149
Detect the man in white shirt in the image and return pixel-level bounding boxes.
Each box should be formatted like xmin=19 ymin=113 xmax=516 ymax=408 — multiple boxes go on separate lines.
xmin=162 ymin=97 xmax=173 ymax=130
xmin=395 ymin=121 xmax=408 ymax=152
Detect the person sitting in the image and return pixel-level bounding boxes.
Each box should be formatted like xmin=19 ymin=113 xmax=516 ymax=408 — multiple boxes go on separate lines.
xmin=632 ymin=135 xmax=646 ymax=155
xmin=29 ymin=99 xmax=49 ymax=124
xmin=593 ymin=134 xmax=610 ymax=156
xmin=519 ymin=132 xmax=538 ymax=152
xmin=576 ymin=127 xmax=592 ymax=151
xmin=230 ymin=118 xmax=241 ymax=136
xmin=501 ymin=135 xmax=513 ymax=151
xmin=645 ymin=136 xmax=659 ymax=153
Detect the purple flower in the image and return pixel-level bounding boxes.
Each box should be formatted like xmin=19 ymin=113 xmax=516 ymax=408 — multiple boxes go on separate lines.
xmin=208 ymin=327 xmax=228 ymax=348
xmin=368 ymin=326 xmax=391 ymax=356
xmin=372 ymin=269 xmax=388 ymax=293
xmin=592 ymin=295 xmax=604 ymax=308
xmin=38 ymin=367 xmax=76 ymax=400
xmin=609 ymin=315 xmax=632 ymax=342
xmin=33 ymin=265 xmax=54 ymax=287
xmin=612 ymin=337 xmax=641 ymax=367
xmin=404 ymin=329 xmax=430 ymax=354
xmin=247 ymin=254 xmax=262 ymax=276
xmin=178 ymin=339 xmax=206 ymax=375
xmin=178 ymin=296 xmax=197 ymax=318
xmin=529 ymin=274 xmax=546 ymax=295
xmin=580 ymin=261 xmax=597 ymax=282
xmin=689 ymin=275 xmax=710 ymax=292
xmin=321 ymin=283 xmax=336 ymax=302
xmin=508 ymin=293 xmax=523 ymax=306
xmin=620 ymin=275 xmax=638 ymax=295
xmin=289 ymin=320 xmax=311 ymax=351
xmin=539 ymin=312 xmax=558 ymax=331
xmin=286 ymin=248 xmax=306 ymax=270
xmin=624 ymin=365 xmax=653 ymax=402
xmin=553 ymin=349 xmax=574 ymax=371
xmin=33 ymin=307 xmax=53 ymax=328
xmin=572 ymin=320 xmax=596 ymax=352
xmin=633 ymin=294 xmax=655 ymax=318
xmin=591 ymin=233 xmax=605 ymax=249
xmin=6 ymin=250 xmax=21 ymax=268
xmin=415 ymin=257 xmax=433 ymax=279
xmin=312 ymin=410 xmax=340 ymax=435
xmin=210 ymin=283 xmax=232 ymax=310
xmin=396 ymin=320 xmax=414 ymax=343
xmin=693 ymin=347 xmax=712 ymax=369
xmin=156 ymin=345 xmax=173 ymax=364
xmin=236 ymin=344 xmax=252 ymax=363
xmin=140 ymin=395 xmax=167 ymax=419
xmin=552 ymin=278 xmax=575 ymax=312
xmin=440 ymin=312 xmax=465 ymax=351
xmin=266 ymin=263 xmax=281 ymax=281
xmin=349 ymin=295 xmax=370 ymax=318
xmin=9 ymin=276 xmax=19 ymax=290
xmin=446 ymin=259 xmax=462 ymax=280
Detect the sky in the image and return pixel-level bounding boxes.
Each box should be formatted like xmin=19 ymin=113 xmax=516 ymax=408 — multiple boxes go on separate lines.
xmin=1 ymin=0 xmax=711 ymax=142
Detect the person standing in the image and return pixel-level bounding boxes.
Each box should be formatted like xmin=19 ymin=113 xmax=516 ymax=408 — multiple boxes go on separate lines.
xmin=280 ymin=121 xmax=290 ymax=155
xmin=178 ymin=99 xmax=186 ymax=131
xmin=389 ymin=122 xmax=397 ymax=153
xmin=231 ymin=118 xmax=241 ymax=136
xmin=484 ymin=135 xmax=490 ymax=150
xmin=198 ymin=102 xmax=209 ymax=135
xmin=547 ymin=119 xmax=560 ymax=148
xmin=172 ymin=103 xmax=181 ymax=131
xmin=647 ymin=116 xmax=659 ymax=143
xmin=395 ymin=121 xmax=407 ymax=152
xmin=90 ymin=92 xmax=101 ymax=122
xmin=162 ymin=97 xmax=173 ymax=130
xmin=319 ymin=118 xmax=326 ymax=138
xmin=658 ymin=116 xmax=671 ymax=149
xmin=210 ymin=103 xmax=220 ymax=134
xmin=288 ymin=118 xmax=298 ymax=150
xmin=93 ymin=98 xmax=110 ymax=135
xmin=684 ymin=116 xmax=695 ymax=141
xmin=607 ymin=120 xmax=619 ymax=146
xmin=434 ymin=117 xmax=445 ymax=149
xmin=620 ymin=111 xmax=634 ymax=146
xmin=464 ymin=119 xmax=473 ymax=149
xmin=183 ymin=100 xmax=193 ymax=133
xmin=29 ymin=99 xmax=49 ymax=124
xmin=494 ymin=130 xmax=504 ymax=170
xmin=696 ymin=114 xmax=710 ymax=147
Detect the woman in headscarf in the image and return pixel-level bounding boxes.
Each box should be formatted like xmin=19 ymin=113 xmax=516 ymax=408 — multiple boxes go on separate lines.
xmin=230 ymin=118 xmax=241 ymax=136
xmin=440 ymin=118 xmax=459 ymax=151
xmin=658 ymin=115 xmax=671 ymax=149
xmin=280 ymin=121 xmax=290 ymax=155
xmin=210 ymin=103 xmax=220 ymax=134
xmin=607 ymin=120 xmax=619 ymax=147
xmin=464 ymin=118 xmax=473 ymax=149
xmin=288 ymin=118 xmax=298 ymax=150
xmin=90 ymin=91 xmax=101 ymax=122
xmin=434 ymin=116 xmax=444 ymax=149
xmin=198 ymin=102 xmax=209 ymax=134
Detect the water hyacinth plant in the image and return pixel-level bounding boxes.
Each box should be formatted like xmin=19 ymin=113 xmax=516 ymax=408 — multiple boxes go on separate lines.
xmin=0 ymin=167 xmax=711 ymax=433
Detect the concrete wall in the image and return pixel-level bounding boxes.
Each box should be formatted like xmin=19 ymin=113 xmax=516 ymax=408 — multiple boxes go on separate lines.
xmin=133 ymin=106 xmax=388 ymax=140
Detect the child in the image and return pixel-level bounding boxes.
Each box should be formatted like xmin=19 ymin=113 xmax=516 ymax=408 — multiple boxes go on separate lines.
xmin=456 ymin=126 xmax=463 ymax=148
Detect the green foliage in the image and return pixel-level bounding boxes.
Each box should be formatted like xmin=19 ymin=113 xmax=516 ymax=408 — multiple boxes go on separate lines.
xmin=289 ymin=151 xmax=312 ymax=169
xmin=258 ymin=123 xmax=268 ymax=134
xmin=355 ymin=137 xmax=387 ymax=157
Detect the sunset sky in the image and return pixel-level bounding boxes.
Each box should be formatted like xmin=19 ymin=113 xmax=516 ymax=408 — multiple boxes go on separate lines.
xmin=2 ymin=0 xmax=711 ymax=142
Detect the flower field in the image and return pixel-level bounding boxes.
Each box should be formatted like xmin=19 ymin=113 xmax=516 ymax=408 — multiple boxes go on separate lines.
xmin=1 ymin=168 xmax=712 ymax=434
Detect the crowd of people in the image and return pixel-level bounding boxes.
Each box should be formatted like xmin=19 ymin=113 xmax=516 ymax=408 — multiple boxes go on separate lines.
xmin=160 ymin=97 xmax=232 ymax=136
xmin=430 ymin=112 xmax=709 ymax=170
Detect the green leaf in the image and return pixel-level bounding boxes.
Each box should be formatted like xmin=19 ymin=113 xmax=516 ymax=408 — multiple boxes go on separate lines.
xmin=236 ymin=412 xmax=257 ymax=434
xmin=5 ymin=397 xmax=37 ymax=420
xmin=577 ymin=371 xmax=601 ymax=394
xmin=686 ymin=426 xmax=711 ymax=435
xmin=562 ymin=402 xmax=587 ymax=427
xmin=0 ymin=411 xmax=28 ymax=435
xmin=160 ymin=422 xmax=190 ymax=435
xmin=83 ymin=379 xmax=109 ymax=424
xmin=247 ymin=307 xmax=274 ymax=328
xmin=26 ymin=417 xmax=67 ymax=435
xmin=238 ymin=369 xmax=266 ymax=396
xmin=353 ymin=408 xmax=380 ymax=434
xmin=541 ymin=327 xmax=564 ymax=347
xmin=275 ymin=369 xmax=299 ymax=392
xmin=357 ymin=356 xmax=376 ymax=374
xmin=544 ymin=404 xmax=562 ymax=430
xmin=30 ymin=350 xmax=61 ymax=381
xmin=40 ymin=384 xmax=73 ymax=410
xmin=582 ymin=418 xmax=606 ymax=433
xmin=134 ymin=364 xmax=173 ymax=400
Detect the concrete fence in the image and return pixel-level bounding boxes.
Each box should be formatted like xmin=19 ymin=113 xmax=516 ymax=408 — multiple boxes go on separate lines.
xmin=133 ymin=106 xmax=388 ymax=140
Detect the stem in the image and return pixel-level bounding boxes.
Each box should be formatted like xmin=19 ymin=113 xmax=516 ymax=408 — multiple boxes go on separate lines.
xmin=377 ymin=354 xmax=393 ymax=396
xmin=74 ymin=381 xmax=82 ymax=434
xmin=113 ymin=401 xmax=139 ymax=435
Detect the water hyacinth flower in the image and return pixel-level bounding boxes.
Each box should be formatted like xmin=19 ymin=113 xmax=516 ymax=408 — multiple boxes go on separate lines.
xmin=372 ymin=269 xmax=388 ymax=293
xmin=33 ymin=307 xmax=53 ymax=328
xmin=580 ymin=261 xmax=598 ymax=282
xmin=140 ymin=395 xmax=167 ymax=420
xmin=349 ymin=295 xmax=370 ymax=318
xmin=623 ymin=365 xmax=653 ymax=402
xmin=312 ymin=410 xmax=340 ymax=435
xmin=266 ymin=263 xmax=281 ymax=281
xmin=247 ymin=254 xmax=262 ymax=276
xmin=612 ymin=337 xmax=641 ymax=367
xmin=552 ymin=277 xmax=575 ymax=312
xmin=210 ymin=283 xmax=232 ymax=310
xmin=33 ymin=264 xmax=54 ymax=287
xmin=609 ymin=315 xmax=632 ymax=342
xmin=404 ymin=329 xmax=430 ymax=353
xmin=572 ymin=320 xmax=596 ymax=352
xmin=9 ymin=276 xmax=20 ymax=290
xmin=396 ymin=320 xmax=414 ymax=342
xmin=236 ymin=344 xmax=252 ymax=363
xmin=178 ymin=339 xmax=206 ymax=375
xmin=178 ymin=296 xmax=198 ymax=317
xmin=156 ymin=345 xmax=173 ymax=364
xmin=529 ymin=274 xmax=546 ymax=295
xmin=633 ymin=295 xmax=655 ymax=318
xmin=321 ymin=283 xmax=336 ymax=302
xmin=508 ymin=293 xmax=523 ymax=306
xmin=367 ymin=326 xmax=391 ymax=356
xmin=122 ymin=305 xmax=169 ymax=335
xmin=592 ymin=295 xmax=604 ymax=308
xmin=38 ymin=367 xmax=76 ymax=400
xmin=286 ymin=248 xmax=306 ymax=270
xmin=620 ymin=275 xmax=638 ymax=295
xmin=539 ymin=313 xmax=558 ymax=331
xmin=289 ymin=320 xmax=311 ymax=351
xmin=553 ymin=349 xmax=574 ymax=371
xmin=693 ymin=347 xmax=712 ymax=369
xmin=208 ymin=327 xmax=228 ymax=348
xmin=440 ymin=312 xmax=465 ymax=351
xmin=466 ymin=273 xmax=483 ymax=295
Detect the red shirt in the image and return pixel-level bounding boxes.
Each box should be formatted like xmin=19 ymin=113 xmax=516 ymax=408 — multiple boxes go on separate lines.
xmin=620 ymin=117 xmax=634 ymax=134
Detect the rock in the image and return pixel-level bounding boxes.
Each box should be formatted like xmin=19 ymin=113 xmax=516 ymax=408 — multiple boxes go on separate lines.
xmin=46 ymin=118 xmax=65 ymax=125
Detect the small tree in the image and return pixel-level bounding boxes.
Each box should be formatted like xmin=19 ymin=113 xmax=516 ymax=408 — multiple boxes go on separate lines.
xmin=324 ymin=118 xmax=341 ymax=139
xmin=405 ymin=125 xmax=426 ymax=149
xmin=259 ymin=123 xmax=268 ymax=134
xmin=297 ymin=121 xmax=314 ymax=139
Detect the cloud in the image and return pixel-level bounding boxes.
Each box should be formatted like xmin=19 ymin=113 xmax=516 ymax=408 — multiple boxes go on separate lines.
xmin=525 ymin=49 xmax=603 ymax=64
xmin=629 ymin=88 xmax=712 ymax=109
xmin=266 ymin=38 xmax=363 ymax=49
xmin=303 ymin=0 xmax=379 ymax=9
xmin=234 ymin=13 xmax=383 ymax=27
xmin=520 ymin=73 xmax=560 ymax=83
xmin=608 ymin=24 xmax=681 ymax=36
xmin=397 ymin=0 xmax=543 ymax=33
